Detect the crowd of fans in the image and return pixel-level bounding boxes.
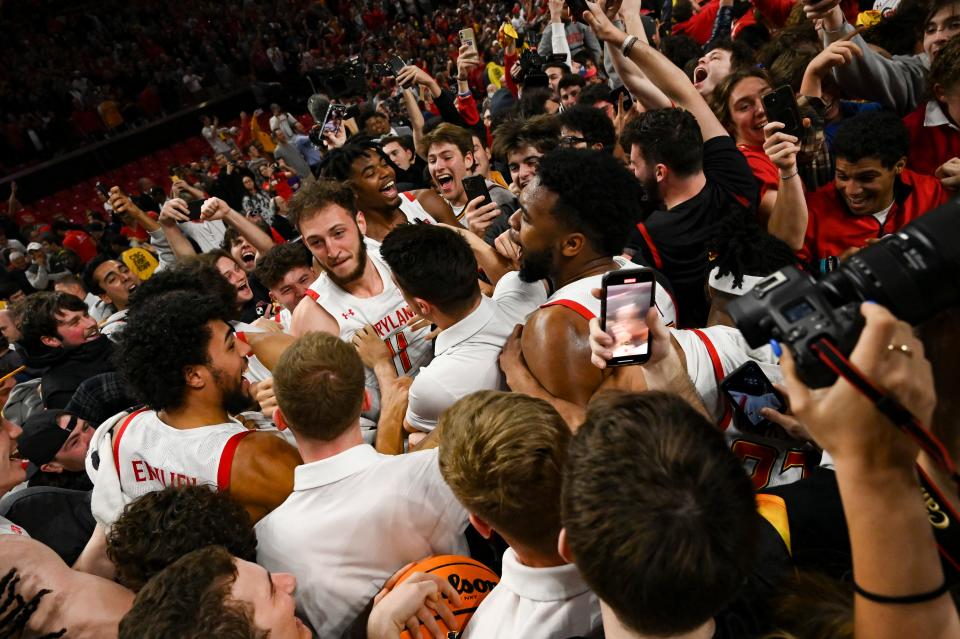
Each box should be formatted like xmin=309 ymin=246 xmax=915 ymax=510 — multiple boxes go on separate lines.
xmin=0 ymin=0 xmax=959 ymax=637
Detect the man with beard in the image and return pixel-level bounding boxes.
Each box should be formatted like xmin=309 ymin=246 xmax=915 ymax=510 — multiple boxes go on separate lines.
xmin=287 ymin=179 xmax=433 ymax=430
xmin=321 ymin=137 xmax=458 ymax=245
xmin=505 ymin=149 xmax=676 ymax=413
xmin=87 ymin=288 xmax=300 ymax=528
xmin=16 ymin=292 xmax=117 ymax=410
xmin=585 ymin=4 xmax=760 ymax=327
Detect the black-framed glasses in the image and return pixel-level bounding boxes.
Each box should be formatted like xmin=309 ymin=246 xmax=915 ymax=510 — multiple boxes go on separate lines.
xmin=559 ymin=136 xmax=590 ymax=147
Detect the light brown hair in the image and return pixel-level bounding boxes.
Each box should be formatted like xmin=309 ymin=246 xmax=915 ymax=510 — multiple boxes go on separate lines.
xmin=421 ymin=123 xmax=474 ymax=158
xmin=286 ymin=178 xmax=358 ymax=230
xmin=438 ymin=391 xmax=569 ymax=557
xmin=273 ymin=332 xmax=365 ymax=441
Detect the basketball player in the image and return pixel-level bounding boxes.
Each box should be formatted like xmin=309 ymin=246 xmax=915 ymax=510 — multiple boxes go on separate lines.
xmin=87 ymin=288 xmax=300 ymax=530
xmin=286 ymin=179 xmax=433 ymax=427
xmin=321 ymin=137 xmax=458 ymax=244
xmin=506 ymin=148 xmax=676 ymax=412
xmin=257 ymin=333 xmax=468 ymax=638
xmin=438 ymin=391 xmax=602 ymax=638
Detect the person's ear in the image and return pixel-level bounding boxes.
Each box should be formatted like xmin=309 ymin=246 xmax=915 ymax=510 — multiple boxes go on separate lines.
xmin=468 ymin=513 xmax=494 ymax=539
xmin=558 ymin=527 xmax=575 ymax=564
xmin=464 ymin=151 xmax=476 ymax=173
xmin=99 ymin=292 xmax=114 ymax=306
xmin=183 ymin=364 xmax=206 ymax=391
xmin=412 ymin=297 xmax=432 ymax=319
xmin=894 ymin=157 xmax=907 ymax=174
xmin=933 ymin=82 xmax=946 ymax=103
xmin=40 ymin=461 xmax=64 ymax=474
xmin=591 ymin=142 xmax=604 ymax=152
xmin=560 ymin=231 xmax=586 ymax=258
xmin=655 ymin=163 xmax=669 ymax=183
xmin=40 ymin=335 xmax=62 ymax=349
xmin=355 ymin=211 xmax=368 ymax=235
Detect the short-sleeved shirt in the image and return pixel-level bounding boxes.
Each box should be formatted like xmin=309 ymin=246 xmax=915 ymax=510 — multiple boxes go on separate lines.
xmin=255 ymin=445 xmax=469 ymax=639
xmin=405 ymin=297 xmax=512 ymax=432
xmin=627 ymin=136 xmax=758 ymax=328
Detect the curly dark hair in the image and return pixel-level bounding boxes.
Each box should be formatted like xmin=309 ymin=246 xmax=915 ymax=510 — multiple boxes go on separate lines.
xmin=119 ymin=545 xmax=267 ymax=639
xmin=116 ymin=289 xmax=234 ymax=411
xmin=706 ymin=206 xmax=799 ymax=288
xmin=16 ymin=292 xmax=88 ymax=351
xmin=253 ymin=242 xmax=313 ymax=290
xmin=536 ymin=148 xmax=646 ymax=256
xmin=557 ymin=104 xmax=617 ymax=153
xmin=127 ymin=260 xmax=238 ymax=319
xmin=833 ymin=111 xmax=910 ymax=168
xmin=107 ymin=486 xmax=257 ymax=592
xmin=319 ymin=135 xmax=382 ymax=182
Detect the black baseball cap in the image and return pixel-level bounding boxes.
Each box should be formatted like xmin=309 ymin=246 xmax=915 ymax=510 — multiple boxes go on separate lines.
xmin=17 ymin=410 xmax=77 ymax=472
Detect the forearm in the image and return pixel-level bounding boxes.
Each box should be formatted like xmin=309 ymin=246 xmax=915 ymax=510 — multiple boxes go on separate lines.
xmin=609 ymin=47 xmax=672 ymax=110
xmin=225 ymin=209 xmax=275 ymax=254
xmin=148 ymin=227 xmax=178 ymax=266
xmin=372 ymin=363 xmax=404 ymax=455
xmin=160 ymin=224 xmax=198 ymax=260
xmin=620 ymin=16 xmax=704 ymax=115
xmin=767 ymin=174 xmax=807 ymax=251
xmin=836 ymin=464 xmax=960 ymax=639
xmin=799 ymin=68 xmax=824 ymax=100
xmin=25 ymin=266 xmax=48 ymax=289
xmin=650 ymin=369 xmax=711 ymax=419
xmin=402 ymin=89 xmax=426 ymax=159
xmin=550 ymin=22 xmax=574 ymax=70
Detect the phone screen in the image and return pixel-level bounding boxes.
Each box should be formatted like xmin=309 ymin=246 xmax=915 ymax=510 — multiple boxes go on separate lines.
xmin=603 ymin=279 xmax=652 ymax=361
xmin=322 ymin=105 xmax=346 ymax=134
xmin=721 ymin=363 xmax=786 ymax=428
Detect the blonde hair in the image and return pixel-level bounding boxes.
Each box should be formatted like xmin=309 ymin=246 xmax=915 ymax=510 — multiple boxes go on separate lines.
xmin=438 ymin=391 xmax=570 ymax=556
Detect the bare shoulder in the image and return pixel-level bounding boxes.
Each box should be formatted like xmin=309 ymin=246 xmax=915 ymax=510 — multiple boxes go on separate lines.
xmin=290 ymin=294 xmax=339 ymax=337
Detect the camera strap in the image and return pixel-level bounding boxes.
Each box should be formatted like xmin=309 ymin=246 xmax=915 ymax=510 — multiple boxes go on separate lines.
xmin=810 ymin=337 xmax=960 ymax=574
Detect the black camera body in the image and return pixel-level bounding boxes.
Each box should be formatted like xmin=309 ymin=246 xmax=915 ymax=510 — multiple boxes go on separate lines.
xmin=729 ymin=200 xmax=960 ymax=387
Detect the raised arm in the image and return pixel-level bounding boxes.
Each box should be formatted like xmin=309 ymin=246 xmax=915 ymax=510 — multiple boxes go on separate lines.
xmin=401 ymin=86 xmax=427 ymax=159
xmin=585 ymin=0 xmax=729 ymax=141
xmin=762 ymin=121 xmax=808 ymax=250
xmin=157 ymin=199 xmax=200 ymax=260
xmin=200 ymin=197 xmax=276 ymax=256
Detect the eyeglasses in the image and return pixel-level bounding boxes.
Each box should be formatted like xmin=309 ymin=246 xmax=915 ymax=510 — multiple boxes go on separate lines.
xmin=559 ymin=136 xmax=590 ymax=147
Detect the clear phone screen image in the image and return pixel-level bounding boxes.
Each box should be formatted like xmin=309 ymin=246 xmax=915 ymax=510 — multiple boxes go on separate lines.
xmin=605 ymin=282 xmax=652 ymax=359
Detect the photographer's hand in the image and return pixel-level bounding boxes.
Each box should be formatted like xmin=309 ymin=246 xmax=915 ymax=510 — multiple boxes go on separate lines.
xmin=780 ymin=302 xmax=934 ymax=470
xmin=397 ymin=65 xmax=441 ymax=98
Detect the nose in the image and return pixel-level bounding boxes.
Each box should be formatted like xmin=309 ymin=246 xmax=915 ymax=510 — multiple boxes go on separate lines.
xmin=509 ymin=209 xmax=520 ymax=230
xmin=273 ymin=572 xmax=297 ymax=594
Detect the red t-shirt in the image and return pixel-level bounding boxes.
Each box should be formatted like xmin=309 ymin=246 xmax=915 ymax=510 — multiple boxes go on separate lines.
xmin=903 ymin=101 xmax=960 ymax=181
xmin=738 ymin=144 xmax=780 ymax=203
xmin=800 ymin=168 xmax=949 ymax=262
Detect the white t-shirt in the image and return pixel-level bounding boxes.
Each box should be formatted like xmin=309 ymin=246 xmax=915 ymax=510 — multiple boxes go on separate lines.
xmin=270 ymin=113 xmax=298 ymax=139
xmin=462 ymin=548 xmax=602 ymax=639
xmin=406 ymin=297 xmax=512 ymax=432
xmin=255 ymin=445 xmax=469 ymax=639
xmin=180 ymin=219 xmax=226 ymax=253
xmin=491 ymin=271 xmax=548 ymax=327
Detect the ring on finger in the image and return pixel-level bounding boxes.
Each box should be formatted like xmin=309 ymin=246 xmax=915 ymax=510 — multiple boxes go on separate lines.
xmin=886 ymin=343 xmax=913 ymax=356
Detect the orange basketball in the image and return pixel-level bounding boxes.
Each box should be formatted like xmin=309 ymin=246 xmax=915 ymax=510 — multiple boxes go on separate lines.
xmin=396 ymin=555 xmax=499 ymax=638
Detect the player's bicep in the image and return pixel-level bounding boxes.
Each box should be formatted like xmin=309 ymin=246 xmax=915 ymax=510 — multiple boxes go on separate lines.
xmin=230 ymin=432 xmax=301 ymax=522
xmin=522 ymin=308 xmax=604 ymax=407
xmin=290 ymin=297 xmax=340 ymax=337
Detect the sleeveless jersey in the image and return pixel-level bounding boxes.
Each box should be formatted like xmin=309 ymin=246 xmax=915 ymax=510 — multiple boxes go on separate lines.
xmin=305 ymin=250 xmax=433 ymax=422
xmin=672 ymin=325 xmax=818 ymax=489
xmin=398 ymin=192 xmax=437 ymax=225
xmin=540 ymin=257 xmax=678 ymax=327
xmin=112 ymin=408 xmax=252 ymax=502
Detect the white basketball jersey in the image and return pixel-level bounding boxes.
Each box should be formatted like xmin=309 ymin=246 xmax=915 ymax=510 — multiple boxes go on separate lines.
xmin=305 ymin=250 xmax=433 ymax=422
xmin=398 ymin=192 xmax=437 ymax=225
xmin=672 ymin=325 xmax=817 ymax=489
xmin=232 ymin=320 xmax=278 ymax=383
xmin=112 ymin=408 xmax=252 ymax=501
xmin=541 ymin=257 xmax=677 ymax=326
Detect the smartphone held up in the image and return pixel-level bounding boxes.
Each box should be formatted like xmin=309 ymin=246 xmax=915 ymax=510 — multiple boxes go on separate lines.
xmin=600 ymin=268 xmax=656 ymax=366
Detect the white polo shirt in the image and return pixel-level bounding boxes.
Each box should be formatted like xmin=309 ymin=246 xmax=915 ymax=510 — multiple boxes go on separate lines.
xmin=405 ymin=296 xmax=512 ymax=432
xmin=492 ymin=271 xmax=548 ymax=327
xmin=254 ymin=444 xmax=469 ymax=639
xmin=462 ymin=548 xmax=602 ymax=639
